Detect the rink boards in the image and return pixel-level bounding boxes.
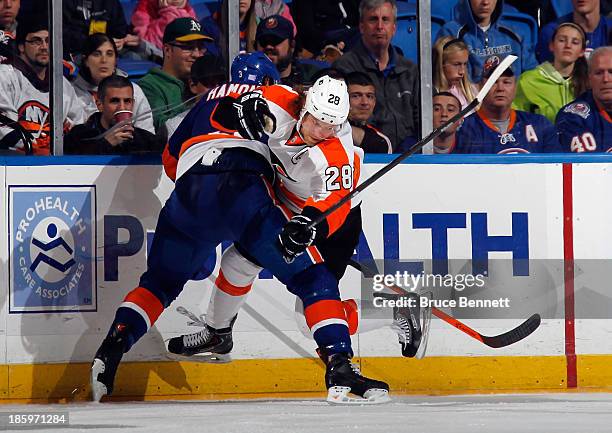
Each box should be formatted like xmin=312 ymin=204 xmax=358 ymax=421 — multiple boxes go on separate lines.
xmin=0 ymin=154 xmax=612 ymax=401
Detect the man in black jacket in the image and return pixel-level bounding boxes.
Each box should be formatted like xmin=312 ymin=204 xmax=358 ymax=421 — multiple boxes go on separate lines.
xmin=333 ymin=0 xmax=420 ymax=152
xmin=65 ymin=75 xmax=161 ymax=154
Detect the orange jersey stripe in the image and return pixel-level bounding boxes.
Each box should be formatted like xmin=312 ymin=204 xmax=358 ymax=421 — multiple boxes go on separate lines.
xmin=304 ymin=299 xmax=346 ymax=329
xmin=215 ymin=269 xmax=252 ymax=296
xmin=178 ymin=132 xmax=238 ymax=158
xmin=278 ymin=181 xmax=307 ymax=209
xmin=162 ymin=144 xmax=178 ymax=181
xmin=343 ymin=299 xmax=359 ymax=335
xmin=124 ymin=286 xmax=164 ymax=325
xmin=260 ymin=85 xmax=300 ymax=119
xmin=353 ymin=151 xmax=361 ymax=188
xmin=263 ymin=178 xmax=294 ymax=220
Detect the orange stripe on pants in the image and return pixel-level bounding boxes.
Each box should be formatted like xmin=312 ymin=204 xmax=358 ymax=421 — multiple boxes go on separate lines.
xmin=124 ymin=286 xmax=165 ymax=325
xmin=216 ymin=269 xmax=253 ymax=296
xmin=304 ymin=299 xmax=346 ymax=329
xmin=343 ymin=299 xmax=359 ymax=335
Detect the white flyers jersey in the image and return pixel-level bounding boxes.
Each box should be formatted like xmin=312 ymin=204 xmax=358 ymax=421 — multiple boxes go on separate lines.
xmin=259 ymin=85 xmax=359 ymax=235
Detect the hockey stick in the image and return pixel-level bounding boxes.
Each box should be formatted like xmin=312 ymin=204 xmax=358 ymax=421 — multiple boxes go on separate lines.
xmin=347 ymin=259 xmax=541 ymax=349
xmin=307 ymin=55 xmax=518 ymax=230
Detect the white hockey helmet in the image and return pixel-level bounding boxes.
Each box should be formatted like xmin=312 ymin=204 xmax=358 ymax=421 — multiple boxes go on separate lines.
xmin=304 ymin=75 xmax=350 ymax=125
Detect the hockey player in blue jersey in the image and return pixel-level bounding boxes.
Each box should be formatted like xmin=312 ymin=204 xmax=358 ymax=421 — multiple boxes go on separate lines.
xmin=91 ymin=53 xmax=391 ymax=404
xmin=556 ymin=47 xmax=612 ymax=153
xmin=163 ymin=51 xmax=281 ymax=180
xmin=455 ymin=60 xmax=559 ymax=154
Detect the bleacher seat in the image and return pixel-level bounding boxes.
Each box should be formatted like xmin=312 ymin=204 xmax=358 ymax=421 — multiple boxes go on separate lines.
xmin=119 ymin=0 xmax=137 ymax=21
xmin=500 ymin=11 xmax=538 ymax=51
xmin=117 ymin=58 xmax=158 ymax=80
xmin=550 ymin=0 xmax=573 ymax=19
xmin=431 ymin=0 xmax=456 ymax=22
xmin=392 ymin=1 xmax=418 ymax=63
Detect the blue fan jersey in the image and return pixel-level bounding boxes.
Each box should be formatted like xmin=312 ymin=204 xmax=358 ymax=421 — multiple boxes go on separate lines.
xmin=454 ymin=109 xmax=559 ymax=154
xmin=555 ymin=91 xmax=612 ymax=153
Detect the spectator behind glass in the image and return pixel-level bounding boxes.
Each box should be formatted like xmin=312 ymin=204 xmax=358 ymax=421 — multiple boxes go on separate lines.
xmin=291 ymin=0 xmax=359 ymax=58
xmin=164 ymin=52 xmax=226 ymax=138
xmin=132 ymin=0 xmax=197 ymax=51
xmin=537 ymin=0 xmax=612 ymax=63
xmin=255 ymin=15 xmax=320 ymax=87
xmin=432 ymin=92 xmax=463 ymax=154
xmin=65 ymin=75 xmax=161 ymax=154
xmin=346 ymin=71 xmax=392 ymax=153
xmin=0 ymin=17 xmax=85 ymax=155
xmin=454 ymin=62 xmax=559 ymax=154
xmin=71 ymin=33 xmax=155 ymax=133
xmin=63 ymin=0 xmax=142 ymax=59
xmin=0 ymin=0 xmax=19 ymax=64
xmin=514 ymin=23 xmax=589 ymax=123
xmin=556 ymin=46 xmax=612 ymax=152
xmin=333 ymin=0 xmax=420 ymax=152
xmin=139 ymin=17 xmax=210 ymax=134
xmin=433 ymin=37 xmax=478 ymax=109
xmin=218 ymin=0 xmax=296 ymax=54
xmin=436 ymin=0 xmax=538 ymax=82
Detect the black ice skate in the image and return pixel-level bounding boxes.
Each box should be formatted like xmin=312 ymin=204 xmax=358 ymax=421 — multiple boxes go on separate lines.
xmin=391 ymin=292 xmax=423 ymax=358
xmin=321 ymin=351 xmax=390 ymax=404
xmin=167 ymin=324 xmax=233 ymax=363
xmin=91 ymin=323 xmax=128 ymax=402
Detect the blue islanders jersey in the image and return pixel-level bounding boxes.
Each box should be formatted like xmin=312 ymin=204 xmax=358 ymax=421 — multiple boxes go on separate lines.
xmin=555 ymin=91 xmax=612 ymax=153
xmin=454 ymin=109 xmax=559 ymax=154
xmin=163 ymin=82 xmax=257 ymax=180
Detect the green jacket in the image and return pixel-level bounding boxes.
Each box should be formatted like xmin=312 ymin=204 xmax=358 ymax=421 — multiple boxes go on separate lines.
xmin=512 ymin=62 xmax=575 ymax=123
xmin=139 ymin=68 xmax=186 ymax=135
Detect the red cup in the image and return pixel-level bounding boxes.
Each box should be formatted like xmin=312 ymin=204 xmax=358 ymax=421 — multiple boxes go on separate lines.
xmin=113 ymin=110 xmax=133 ymax=125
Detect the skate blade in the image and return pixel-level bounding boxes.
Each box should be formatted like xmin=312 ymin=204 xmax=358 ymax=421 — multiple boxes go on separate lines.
xmin=326 ymin=386 xmax=391 ymax=405
xmin=416 ymin=291 xmax=433 ymax=360
xmin=167 ymin=351 xmax=233 ymax=364
xmin=91 ymin=359 xmax=108 ymax=402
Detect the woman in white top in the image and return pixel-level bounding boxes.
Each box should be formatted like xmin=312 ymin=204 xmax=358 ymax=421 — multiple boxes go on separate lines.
xmin=71 ymin=33 xmax=155 ymax=133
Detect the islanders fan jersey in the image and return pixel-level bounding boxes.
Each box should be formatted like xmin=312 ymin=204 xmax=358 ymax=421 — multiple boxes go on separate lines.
xmin=454 ymin=109 xmax=559 ymax=154
xmin=0 ymin=64 xmax=85 ymax=155
xmin=555 ymin=91 xmax=612 ymax=153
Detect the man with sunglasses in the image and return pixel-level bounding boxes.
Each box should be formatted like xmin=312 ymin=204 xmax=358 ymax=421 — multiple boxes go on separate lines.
xmin=255 ymin=15 xmax=322 ymax=87
xmin=139 ymin=17 xmax=212 ymax=135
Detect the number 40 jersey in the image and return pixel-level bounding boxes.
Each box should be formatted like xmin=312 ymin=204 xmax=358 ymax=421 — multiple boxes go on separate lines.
xmin=556 ymin=90 xmax=612 ymax=153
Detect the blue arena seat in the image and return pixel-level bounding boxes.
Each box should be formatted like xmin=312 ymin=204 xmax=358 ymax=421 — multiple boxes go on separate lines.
xmin=550 ymin=0 xmax=573 ymax=19
xmin=392 ymin=1 xmax=418 ymax=63
xmin=119 ymin=0 xmax=138 ymax=21
xmin=500 ymin=11 xmax=538 ymax=51
xmin=117 ymin=58 xmax=158 ymax=80
xmin=431 ymin=0 xmax=456 ymax=22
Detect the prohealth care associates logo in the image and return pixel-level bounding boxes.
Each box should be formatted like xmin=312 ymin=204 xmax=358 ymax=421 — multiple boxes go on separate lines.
xmin=9 ymin=186 xmax=97 ymax=313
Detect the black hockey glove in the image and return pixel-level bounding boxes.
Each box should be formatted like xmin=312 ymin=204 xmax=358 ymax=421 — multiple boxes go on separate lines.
xmin=278 ymin=215 xmax=317 ymax=264
xmin=232 ymin=91 xmax=276 ymax=141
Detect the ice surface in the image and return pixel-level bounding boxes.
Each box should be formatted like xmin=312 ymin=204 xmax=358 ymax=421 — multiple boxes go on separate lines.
xmin=2 ymin=393 xmax=612 ymax=433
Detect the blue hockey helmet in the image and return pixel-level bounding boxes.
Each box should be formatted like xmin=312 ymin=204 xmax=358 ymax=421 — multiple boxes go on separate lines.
xmin=230 ymin=52 xmax=280 ymax=85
